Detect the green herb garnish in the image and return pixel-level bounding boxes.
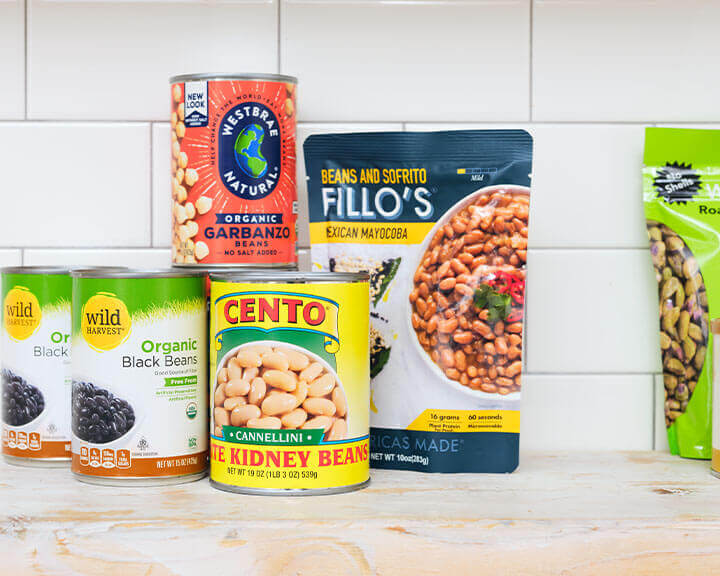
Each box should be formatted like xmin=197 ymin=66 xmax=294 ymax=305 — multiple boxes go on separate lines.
xmin=473 ymin=284 xmax=512 ymax=322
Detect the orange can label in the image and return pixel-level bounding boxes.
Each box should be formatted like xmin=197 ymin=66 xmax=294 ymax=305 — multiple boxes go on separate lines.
xmin=170 ymin=77 xmax=298 ymax=266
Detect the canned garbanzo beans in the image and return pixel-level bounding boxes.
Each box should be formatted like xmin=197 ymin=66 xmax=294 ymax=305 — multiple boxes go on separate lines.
xmin=169 ymin=73 xmax=298 ymax=268
xmin=209 ymin=271 xmax=370 ymax=495
xmin=2 ymin=267 xmax=72 ymax=466
xmin=71 ymin=269 xmax=208 ymax=485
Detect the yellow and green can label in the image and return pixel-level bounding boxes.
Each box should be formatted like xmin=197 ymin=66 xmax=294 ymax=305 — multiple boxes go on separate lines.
xmin=210 ymin=280 xmax=370 ymax=491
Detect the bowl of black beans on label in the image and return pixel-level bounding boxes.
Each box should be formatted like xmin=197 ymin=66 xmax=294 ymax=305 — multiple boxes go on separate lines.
xmin=72 ymin=381 xmax=136 ymax=444
xmin=2 ymin=368 xmax=45 ymax=427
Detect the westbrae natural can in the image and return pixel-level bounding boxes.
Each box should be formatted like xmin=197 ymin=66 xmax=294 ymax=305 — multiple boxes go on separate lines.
xmin=209 ymin=271 xmax=370 ymax=495
xmin=169 ymin=73 xmax=298 ymax=268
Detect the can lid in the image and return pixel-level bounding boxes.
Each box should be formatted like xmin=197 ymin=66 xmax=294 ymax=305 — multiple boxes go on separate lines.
xmin=1 ymin=266 xmax=71 ymax=275
xmin=69 ymin=266 xmax=129 ymax=273
xmin=209 ymin=270 xmax=369 ymax=284
xmin=72 ymin=268 xmax=206 ymax=279
xmin=169 ymin=73 xmax=298 ymax=84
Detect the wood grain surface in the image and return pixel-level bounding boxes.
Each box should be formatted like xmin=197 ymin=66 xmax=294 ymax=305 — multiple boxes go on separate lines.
xmin=1 ymin=452 xmax=719 ymax=575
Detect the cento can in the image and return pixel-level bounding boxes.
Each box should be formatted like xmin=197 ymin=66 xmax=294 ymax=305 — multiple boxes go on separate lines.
xmin=169 ymin=73 xmax=298 ymax=268
xmin=209 ymin=271 xmax=370 ymax=495
xmin=71 ymin=269 xmax=208 ymax=485
xmin=2 ymin=267 xmax=72 ymax=466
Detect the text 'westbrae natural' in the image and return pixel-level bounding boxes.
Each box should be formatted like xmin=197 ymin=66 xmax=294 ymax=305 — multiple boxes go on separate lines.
xmin=221 ymin=105 xmax=279 ymax=138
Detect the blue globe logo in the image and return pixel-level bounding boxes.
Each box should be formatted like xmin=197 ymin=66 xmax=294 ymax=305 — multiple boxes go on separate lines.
xmin=234 ymin=124 xmax=268 ymax=178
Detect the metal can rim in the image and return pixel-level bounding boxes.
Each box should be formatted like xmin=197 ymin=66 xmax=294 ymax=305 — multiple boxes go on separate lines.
xmin=172 ymin=264 xmax=299 ymax=271
xmin=209 ymin=478 xmax=370 ymax=496
xmin=169 ymin=73 xmax=298 ymax=84
xmin=1 ymin=266 xmax=71 ymax=275
xmin=72 ymin=268 xmax=206 ymax=279
xmin=209 ymin=270 xmax=368 ymax=283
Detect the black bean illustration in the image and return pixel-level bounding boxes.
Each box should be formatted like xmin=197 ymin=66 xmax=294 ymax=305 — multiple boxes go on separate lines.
xmin=72 ymin=381 xmax=135 ymax=444
xmin=1 ymin=368 xmax=45 ymax=426
xmin=647 ymin=221 xmax=709 ymax=427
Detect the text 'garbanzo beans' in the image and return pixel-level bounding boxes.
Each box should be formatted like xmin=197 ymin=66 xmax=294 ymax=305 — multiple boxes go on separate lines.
xmin=170 ymin=74 xmax=298 ymax=267
xmin=209 ymin=272 xmax=369 ymax=495
xmin=305 ymin=130 xmax=533 ymax=474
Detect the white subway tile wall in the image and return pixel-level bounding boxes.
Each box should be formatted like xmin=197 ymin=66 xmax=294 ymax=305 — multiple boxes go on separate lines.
xmin=653 ymin=375 xmax=670 ymax=452
xmin=0 ymin=123 xmax=151 ymax=247
xmin=0 ymin=251 xmax=22 ymax=268
xmin=27 ymin=0 xmax=278 ymax=120
xmin=282 ymin=0 xmax=530 ymax=121
xmin=533 ymin=0 xmax=720 ymax=121
xmin=5 ymin=0 xmax=705 ymax=453
xmin=23 ymin=249 xmax=172 ymax=269
xmin=521 ymin=375 xmax=654 ymax=451
xmin=0 ymin=1 xmax=24 ymax=119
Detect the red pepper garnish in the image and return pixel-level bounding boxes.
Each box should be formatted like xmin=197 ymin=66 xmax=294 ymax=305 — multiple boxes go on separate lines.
xmin=509 ymin=284 xmax=524 ymax=305
xmin=506 ymin=310 xmax=524 ymax=322
xmin=491 ymin=270 xmax=525 ymax=304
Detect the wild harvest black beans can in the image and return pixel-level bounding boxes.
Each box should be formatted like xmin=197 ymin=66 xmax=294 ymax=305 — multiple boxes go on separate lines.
xmin=2 ymin=267 xmax=72 ymax=467
xmin=71 ymin=269 xmax=208 ymax=485
xmin=209 ymin=271 xmax=370 ymax=495
xmin=169 ymin=73 xmax=298 ymax=268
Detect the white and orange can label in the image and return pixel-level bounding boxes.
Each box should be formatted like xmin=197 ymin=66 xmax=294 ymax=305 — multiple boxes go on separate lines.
xmin=71 ymin=271 xmax=208 ymax=482
xmin=170 ymin=74 xmax=298 ymax=267
xmin=2 ymin=268 xmax=72 ymax=462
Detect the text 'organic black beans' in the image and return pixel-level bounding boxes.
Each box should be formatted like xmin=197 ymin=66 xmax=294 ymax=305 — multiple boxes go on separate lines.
xmin=1 ymin=368 xmax=45 ymax=426
xmin=72 ymin=381 xmax=135 ymax=444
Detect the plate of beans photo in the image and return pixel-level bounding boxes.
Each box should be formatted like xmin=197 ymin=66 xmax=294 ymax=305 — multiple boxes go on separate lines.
xmin=71 ymin=379 xmax=139 ymax=447
xmin=408 ymin=185 xmax=529 ymax=399
xmin=213 ymin=341 xmax=349 ymax=441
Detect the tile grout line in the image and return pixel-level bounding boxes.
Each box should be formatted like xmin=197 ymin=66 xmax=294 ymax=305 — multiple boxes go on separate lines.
xmin=1 ymin=120 xmax=718 ymax=126
xmin=7 ymin=246 xmax=648 ymax=251
xmin=23 ymin=0 xmax=28 ymax=119
xmin=277 ymin=0 xmax=282 ymax=73
xmin=526 ymin=372 xmax=660 ymax=377
xmin=16 ymin=247 xmax=174 ymax=251
xmin=651 ymin=374 xmax=657 ymax=450
xmin=528 ymin=0 xmax=533 ymax=122
xmin=149 ymin=123 xmax=154 ymax=248
xmin=0 ymin=120 xmax=158 ymax=125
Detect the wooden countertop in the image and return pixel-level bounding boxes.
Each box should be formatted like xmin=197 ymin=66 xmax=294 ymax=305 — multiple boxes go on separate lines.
xmin=1 ymin=452 xmax=719 ymax=575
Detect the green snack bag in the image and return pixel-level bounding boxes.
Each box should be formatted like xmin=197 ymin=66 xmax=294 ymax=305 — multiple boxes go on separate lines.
xmin=643 ymin=127 xmax=717 ymax=459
